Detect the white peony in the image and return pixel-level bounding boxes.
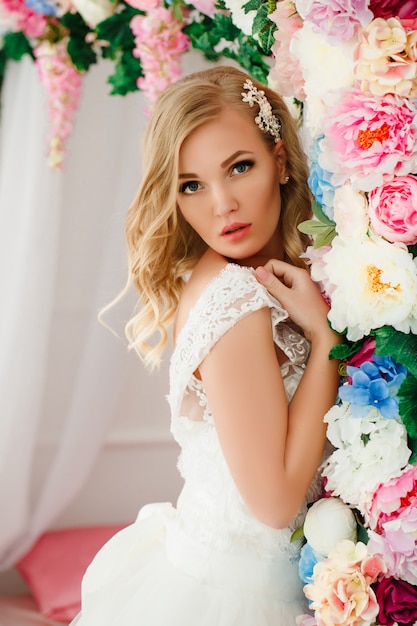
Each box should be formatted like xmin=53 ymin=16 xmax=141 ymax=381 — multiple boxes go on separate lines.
xmin=290 ymin=22 xmax=356 ymax=136
xmin=322 ymin=403 xmax=411 ymax=512
xmin=333 ymin=183 xmax=369 ymax=241
xmin=322 ymin=235 xmax=417 ymax=341
xmin=304 ymin=497 xmax=357 ymax=557
xmin=71 ymin=0 xmax=115 ymax=27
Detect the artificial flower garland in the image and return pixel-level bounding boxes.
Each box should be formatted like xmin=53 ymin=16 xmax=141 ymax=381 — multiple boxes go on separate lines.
xmin=3 ymin=1 xmax=417 ymax=624
xmin=0 ymin=0 xmax=272 ymax=168
xmin=274 ymin=2 xmax=417 ymax=625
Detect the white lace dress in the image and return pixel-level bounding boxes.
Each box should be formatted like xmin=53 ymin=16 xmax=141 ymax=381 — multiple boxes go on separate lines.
xmin=71 ymin=264 xmax=311 ymax=626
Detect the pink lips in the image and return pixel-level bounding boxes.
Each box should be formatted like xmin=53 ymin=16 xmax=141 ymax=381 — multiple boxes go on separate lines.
xmin=221 ymin=222 xmax=251 ymax=242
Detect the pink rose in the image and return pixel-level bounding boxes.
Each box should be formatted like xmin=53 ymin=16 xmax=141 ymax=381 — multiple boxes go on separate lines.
xmin=368 ymin=175 xmax=417 ymax=244
xmin=374 ymin=576 xmax=417 ymax=625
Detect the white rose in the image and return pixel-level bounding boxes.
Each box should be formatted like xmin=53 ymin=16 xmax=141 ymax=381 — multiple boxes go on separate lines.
xmin=304 ymin=497 xmax=357 ymax=556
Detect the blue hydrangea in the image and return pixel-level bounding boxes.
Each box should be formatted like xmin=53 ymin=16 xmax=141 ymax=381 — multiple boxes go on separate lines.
xmin=298 ymin=542 xmax=318 ymax=585
xmin=308 ymin=137 xmax=336 ymax=220
xmin=338 ymin=355 xmax=407 ymax=420
xmin=25 ymin=0 xmax=57 ymax=16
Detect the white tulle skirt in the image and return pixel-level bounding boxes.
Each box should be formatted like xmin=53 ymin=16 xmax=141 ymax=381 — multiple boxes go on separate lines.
xmin=70 ymin=502 xmax=308 ymax=626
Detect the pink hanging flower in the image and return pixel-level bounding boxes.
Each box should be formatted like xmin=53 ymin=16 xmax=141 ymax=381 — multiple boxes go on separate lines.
xmin=318 ymin=88 xmax=417 ymax=191
xmin=2 ymin=0 xmax=47 ymax=37
xmin=130 ymin=6 xmax=189 ymax=106
xmin=268 ymin=0 xmax=305 ymax=100
xmin=34 ymin=39 xmax=83 ymax=170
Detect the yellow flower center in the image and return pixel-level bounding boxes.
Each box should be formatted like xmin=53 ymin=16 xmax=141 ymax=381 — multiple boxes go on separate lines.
xmin=367 ymin=264 xmax=399 ymax=293
xmin=357 ymin=123 xmax=390 ymax=150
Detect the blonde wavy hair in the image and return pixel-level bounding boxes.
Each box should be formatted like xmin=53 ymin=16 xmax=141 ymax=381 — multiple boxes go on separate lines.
xmin=124 ymin=65 xmax=312 ymax=369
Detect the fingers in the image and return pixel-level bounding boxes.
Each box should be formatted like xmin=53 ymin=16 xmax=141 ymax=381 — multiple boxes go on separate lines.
xmin=255 ymin=260 xmax=301 ymax=291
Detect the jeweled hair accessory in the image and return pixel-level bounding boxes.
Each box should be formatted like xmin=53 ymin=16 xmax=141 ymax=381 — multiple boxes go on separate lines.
xmin=241 ymin=80 xmax=281 ymax=143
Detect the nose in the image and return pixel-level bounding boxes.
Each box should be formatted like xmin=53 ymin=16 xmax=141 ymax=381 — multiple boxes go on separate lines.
xmin=212 ymin=184 xmax=238 ymax=216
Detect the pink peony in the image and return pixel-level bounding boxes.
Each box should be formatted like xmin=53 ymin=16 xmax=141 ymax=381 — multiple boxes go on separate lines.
xmin=269 ymin=0 xmax=305 ymax=100
xmin=318 ymin=89 xmax=417 ymax=191
xmin=368 ymin=175 xmax=417 ymax=244
xmin=367 ymin=464 xmax=417 ymax=531
xmin=294 ymin=0 xmax=373 ymax=42
xmin=374 ymin=576 xmax=417 ymax=626
xmin=366 ymin=466 xmax=417 ymax=584
xmin=369 ymin=0 xmax=417 ymax=20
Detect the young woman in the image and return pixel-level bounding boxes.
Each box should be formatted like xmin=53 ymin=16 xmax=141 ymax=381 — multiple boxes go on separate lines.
xmin=71 ymin=65 xmax=341 ymax=625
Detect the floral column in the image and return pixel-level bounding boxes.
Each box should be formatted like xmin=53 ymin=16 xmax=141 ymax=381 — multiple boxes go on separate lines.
xmin=264 ymin=2 xmax=417 ymax=625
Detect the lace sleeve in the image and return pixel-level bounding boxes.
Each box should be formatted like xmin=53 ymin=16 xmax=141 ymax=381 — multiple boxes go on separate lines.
xmin=168 ymin=264 xmax=289 ymax=418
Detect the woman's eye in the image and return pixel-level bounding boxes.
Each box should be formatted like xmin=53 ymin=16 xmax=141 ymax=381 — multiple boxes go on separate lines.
xmin=232 ymin=160 xmax=253 ymax=175
xmin=180 ymin=181 xmax=201 ymax=194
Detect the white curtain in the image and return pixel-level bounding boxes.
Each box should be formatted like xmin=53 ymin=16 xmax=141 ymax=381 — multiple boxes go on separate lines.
xmin=0 ymin=50 xmax=213 ymax=569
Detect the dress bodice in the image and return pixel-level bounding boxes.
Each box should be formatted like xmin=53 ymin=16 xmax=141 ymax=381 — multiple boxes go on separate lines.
xmin=166 ymin=264 xmax=311 ymax=561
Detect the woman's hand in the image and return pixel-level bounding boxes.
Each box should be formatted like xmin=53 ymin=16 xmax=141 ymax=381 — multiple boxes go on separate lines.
xmin=255 ymin=259 xmax=336 ymax=345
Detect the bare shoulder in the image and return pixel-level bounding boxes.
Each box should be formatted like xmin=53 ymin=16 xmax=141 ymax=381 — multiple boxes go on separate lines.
xmin=173 ymin=249 xmax=229 ymax=344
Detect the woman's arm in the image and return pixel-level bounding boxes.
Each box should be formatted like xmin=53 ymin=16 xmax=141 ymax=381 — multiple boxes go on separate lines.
xmin=199 ymin=262 xmax=341 ymax=529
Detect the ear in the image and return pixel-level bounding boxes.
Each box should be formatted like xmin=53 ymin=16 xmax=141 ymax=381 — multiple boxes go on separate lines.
xmin=273 ymin=140 xmax=288 ymax=183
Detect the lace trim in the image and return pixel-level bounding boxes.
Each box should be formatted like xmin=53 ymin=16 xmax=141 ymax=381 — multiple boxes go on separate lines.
xmin=168 ymin=264 xmax=291 ymax=419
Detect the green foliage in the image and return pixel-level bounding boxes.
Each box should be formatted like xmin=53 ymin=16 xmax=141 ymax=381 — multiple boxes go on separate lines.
xmin=374 ymin=326 xmax=417 ymax=463
xmin=243 ymin=0 xmax=276 ymax=54
xmin=298 ymin=199 xmax=337 ymax=248
xmin=61 ymin=13 xmax=97 ymax=71
xmin=95 ymin=5 xmax=143 ymax=95
xmin=329 ymin=339 xmax=364 ymax=362
xmin=374 ymin=326 xmax=417 ymax=378
xmin=2 ymin=31 xmax=33 ymax=62
xmin=184 ymin=12 xmax=270 ymax=84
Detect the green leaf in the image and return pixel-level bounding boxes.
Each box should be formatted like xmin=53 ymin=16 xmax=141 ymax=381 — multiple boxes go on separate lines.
xmin=243 ymin=0 xmax=261 ymax=12
xmin=408 ymin=243 xmax=417 ymax=258
xmin=408 ymin=438 xmax=417 ymax=464
xmin=374 ymin=326 xmax=417 ymax=378
xmin=290 ymin=525 xmax=305 ymax=543
xmin=251 ymin=4 xmax=276 ymax=54
xmin=107 ymin=49 xmax=142 ymax=95
xmin=95 ymin=5 xmax=140 ymax=54
xmin=398 ymin=376 xmax=417 ymax=439
xmin=329 ymin=339 xmax=364 ymax=362
xmin=312 ymin=199 xmax=335 ymax=226
xmin=2 ymin=32 xmax=33 ymax=62
xmin=297 ymin=220 xmax=336 ymax=248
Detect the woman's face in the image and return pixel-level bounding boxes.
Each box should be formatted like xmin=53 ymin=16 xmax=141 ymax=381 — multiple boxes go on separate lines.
xmin=176 ymin=106 xmax=287 ymax=267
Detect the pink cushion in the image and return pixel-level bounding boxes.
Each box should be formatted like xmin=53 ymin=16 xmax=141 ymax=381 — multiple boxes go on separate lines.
xmin=16 ymin=525 xmax=127 ymax=622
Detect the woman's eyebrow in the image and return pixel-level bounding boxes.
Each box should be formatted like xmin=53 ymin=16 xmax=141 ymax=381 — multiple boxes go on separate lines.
xmin=178 ymin=150 xmax=253 ymax=179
